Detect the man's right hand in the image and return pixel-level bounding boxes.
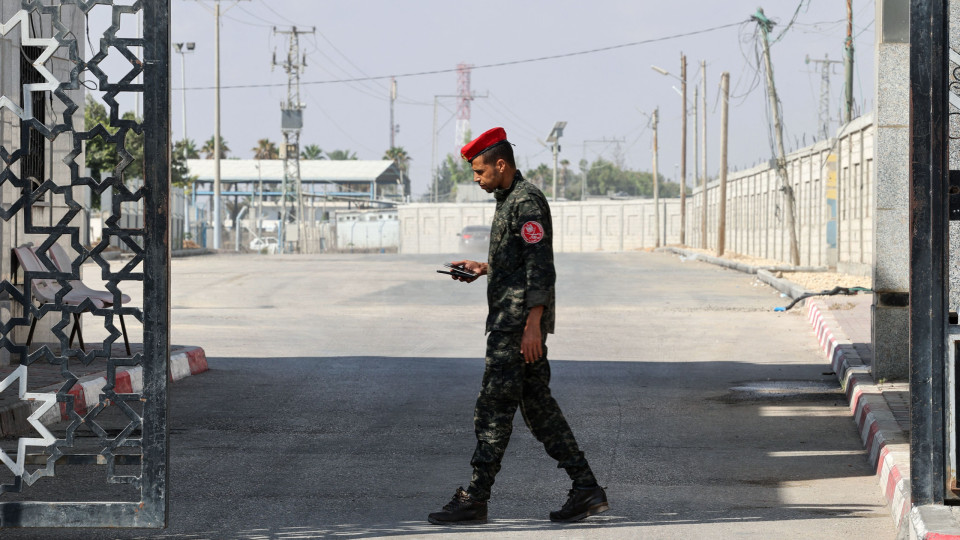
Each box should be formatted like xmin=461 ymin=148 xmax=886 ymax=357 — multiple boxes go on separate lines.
xmin=450 ymin=260 xmax=487 ymax=283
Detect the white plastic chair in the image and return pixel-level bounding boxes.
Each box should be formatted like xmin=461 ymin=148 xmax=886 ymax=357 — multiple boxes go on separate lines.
xmin=12 ymin=245 xmax=131 ymax=355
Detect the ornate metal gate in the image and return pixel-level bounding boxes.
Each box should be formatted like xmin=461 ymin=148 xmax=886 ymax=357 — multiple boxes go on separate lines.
xmin=0 ymin=0 xmax=169 ymax=527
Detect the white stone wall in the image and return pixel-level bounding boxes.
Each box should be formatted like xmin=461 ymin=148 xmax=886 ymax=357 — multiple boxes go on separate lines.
xmin=398 ymin=199 xmax=683 ymax=254
xmin=686 ymin=115 xmax=874 ymax=275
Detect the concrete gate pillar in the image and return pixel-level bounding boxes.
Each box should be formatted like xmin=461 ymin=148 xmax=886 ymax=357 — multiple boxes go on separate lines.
xmin=872 ymin=0 xmax=910 ymax=380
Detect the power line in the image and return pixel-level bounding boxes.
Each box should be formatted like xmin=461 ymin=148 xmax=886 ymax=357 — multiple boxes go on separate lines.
xmin=175 ymin=20 xmax=746 ymax=91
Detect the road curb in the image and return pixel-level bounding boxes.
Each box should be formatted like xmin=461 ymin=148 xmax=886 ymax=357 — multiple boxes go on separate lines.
xmin=806 ymin=300 xmax=911 ymax=531
xmin=0 ymin=346 xmax=208 ymax=436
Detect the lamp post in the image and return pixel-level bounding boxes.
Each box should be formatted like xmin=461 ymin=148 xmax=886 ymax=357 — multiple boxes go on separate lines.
xmin=174 ymin=42 xmax=195 ymax=243
xmin=546 ymin=121 xmax=567 ymax=202
xmin=173 ymin=42 xmax=195 ymax=156
xmin=652 ymin=60 xmax=689 ymax=245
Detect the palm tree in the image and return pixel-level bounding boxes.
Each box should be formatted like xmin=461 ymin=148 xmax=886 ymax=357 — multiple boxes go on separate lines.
xmin=383 ymin=146 xmax=411 ymax=173
xmin=301 ymin=144 xmax=325 ymax=160
xmin=326 ymin=149 xmax=358 ymax=160
xmin=201 ymin=135 xmax=230 ymax=159
xmin=176 ymin=138 xmax=200 ymax=159
xmin=383 ymin=146 xmax=412 ymax=199
xmin=252 ymin=138 xmax=279 ymax=160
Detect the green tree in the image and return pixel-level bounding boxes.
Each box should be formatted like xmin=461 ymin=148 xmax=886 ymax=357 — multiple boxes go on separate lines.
xmin=176 ymin=138 xmax=200 ymax=159
xmin=383 ymin=146 xmax=411 ymax=198
xmin=326 ymin=149 xmax=358 ymax=160
xmin=301 ymin=144 xmax=325 ymax=160
xmin=171 ymin=140 xmax=198 ymax=189
xmin=524 ymin=163 xmax=551 ymax=191
xmin=252 ymin=138 xmax=279 ymax=160
xmin=83 ymin=95 xmax=143 ymax=184
xmin=584 ymin=158 xmax=682 ymax=198
xmin=383 ymin=146 xmax=411 ymax=173
xmin=430 ymin=153 xmax=473 ymax=201
xmin=201 ymin=135 xmax=230 ymax=159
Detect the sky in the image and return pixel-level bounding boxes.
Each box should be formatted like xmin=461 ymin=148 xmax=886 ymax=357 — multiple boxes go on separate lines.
xmin=151 ymin=0 xmax=875 ymax=197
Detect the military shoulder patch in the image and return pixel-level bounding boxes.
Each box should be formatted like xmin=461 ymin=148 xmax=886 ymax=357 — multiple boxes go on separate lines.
xmin=521 ymin=221 xmax=545 ymax=244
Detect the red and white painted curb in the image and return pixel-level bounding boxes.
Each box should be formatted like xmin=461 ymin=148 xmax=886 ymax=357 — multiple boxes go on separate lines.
xmin=33 ymin=346 xmax=208 ymax=426
xmin=806 ymin=301 xmax=913 ymax=533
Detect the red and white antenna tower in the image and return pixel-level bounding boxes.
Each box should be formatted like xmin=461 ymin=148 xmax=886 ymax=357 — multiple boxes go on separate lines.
xmin=455 ymin=63 xmax=473 ymax=145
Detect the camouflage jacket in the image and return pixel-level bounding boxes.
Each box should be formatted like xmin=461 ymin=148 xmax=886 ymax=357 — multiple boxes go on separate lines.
xmin=486 ymin=171 xmax=556 ymax=334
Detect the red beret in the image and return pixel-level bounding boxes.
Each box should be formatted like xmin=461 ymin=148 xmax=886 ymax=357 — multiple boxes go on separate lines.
xmin=461 ymin=127 xmax=508 ymax=162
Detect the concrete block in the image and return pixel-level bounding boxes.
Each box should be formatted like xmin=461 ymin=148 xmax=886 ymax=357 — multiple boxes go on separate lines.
xmin=875 ymin=43 xmax=910 ymax=127
xmin=872 ymin=209 xmax=910 ymax=291
xmin=874 ymin=127 xmax=909 ymax=208
xmin=872 ymin=304 xmax=909 ymax=381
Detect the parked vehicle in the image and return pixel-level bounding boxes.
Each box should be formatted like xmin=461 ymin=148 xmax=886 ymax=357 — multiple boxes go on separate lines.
xmin=458 ymin=225 xmax=491 ymax=253
xmin=250 ymin=236 xmax=279 ymax=254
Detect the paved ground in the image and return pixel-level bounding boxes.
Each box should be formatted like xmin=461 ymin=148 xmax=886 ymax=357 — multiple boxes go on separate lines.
xmin=1 ymin=252 xmax=892 ymax=538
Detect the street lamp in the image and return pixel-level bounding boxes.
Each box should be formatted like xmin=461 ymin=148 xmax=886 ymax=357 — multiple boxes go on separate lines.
xmin=174 ymin=42 xmax=195 ymax=240
xmin=173 ymin=42 xmax=195 ymax=158
xmin=546 ymin=121 xmax=566 ymax=202
xmin=652 ymin=58 xmax=690 ymax=246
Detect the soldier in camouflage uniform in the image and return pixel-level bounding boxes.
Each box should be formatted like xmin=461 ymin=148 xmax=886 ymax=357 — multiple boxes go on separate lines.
xmin=428 ymin=127 xmax=608 ymax=526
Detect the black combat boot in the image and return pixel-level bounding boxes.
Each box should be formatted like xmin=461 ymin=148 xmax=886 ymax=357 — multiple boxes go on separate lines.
xmin=428 ymin=487 xmax=488 ymax=525
xmin=549 ymin=485 xmax=609 ymax=522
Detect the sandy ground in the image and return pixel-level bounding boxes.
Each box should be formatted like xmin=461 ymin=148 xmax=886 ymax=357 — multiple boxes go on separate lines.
xmin=674 ymin=247 xmax=872 ymax=293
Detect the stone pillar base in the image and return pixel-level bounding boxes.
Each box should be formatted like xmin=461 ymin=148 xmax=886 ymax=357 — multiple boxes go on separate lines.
xmin=872 ymin=303 xmax=909 ymax=381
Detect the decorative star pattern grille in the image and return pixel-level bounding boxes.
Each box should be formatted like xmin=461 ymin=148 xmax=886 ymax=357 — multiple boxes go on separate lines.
xmin=0 ymin=0 xmax=164 ymax=520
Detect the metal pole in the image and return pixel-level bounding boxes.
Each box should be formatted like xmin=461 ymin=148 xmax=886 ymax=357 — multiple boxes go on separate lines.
xmin=257 ymin=160 xmax=263 ymax=240
xmin=581 ymin=143 xmax=587 ymax=201
xmin=178 ymin=46 xmax=190 ymax=239
xmin=700 ymin=60 xmax=708 ymax=249
xmin=717 ymin=71 xmax=730 ymax=257
xmin=662 ymin=199 xmax=667 ymax=247
xmin=552 ymin=142 xmax=559 ymax=202
xmin=179 ymin=49 xmax=188 ymax=150
xmin=390 ymin=77 xmax=396 ymax=149
xmin=680 ymin=53 xmax=687 ymax=245
xmin=234 ymin=206 xmax=247 ymax=251
xmin=693 ymin=85 xmax=699 ymax=247
xmin=432 ymin=96 xmax=438 ymax=204
xmin=908 ymin=0 xmax=948 ymax=506
xmin=652 ymin=108 xmax=660 ymax=248
xmin=213 ymin=1 xmax=222 ymax=249
xmin=754 ymin=7 xmax=800 ymax=265
xmin=844 ymin=0 xmax=854 ymax=124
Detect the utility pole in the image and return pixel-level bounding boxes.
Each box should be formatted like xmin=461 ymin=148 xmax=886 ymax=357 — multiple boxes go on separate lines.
xmin=174 ymin=42 xmax=195 ymax=239
xmin=700 ymin=60 xmax=707 ymax=249
xmin=201 ymin=0 xmax=248 ymax=249
xmin=844 ymin=0 xmax=854 ymax=123
xmin=652 ymin=108 xmax=660 ymax=248
xmin=692 ymin=84 xmax=699 ymax=247
xmin=805 ymin=54 xmax=842 ymax=139
xmin=680 ymin=53 xmax=687 ymax=246
xmin=390 ymin=77 xmax=398 ymax=148
xmin=432 ymin=96 xmax=439 ymax=204
xmin=273 ymin=25 xmax=315 ymax=254
xmin=717 ymin=72 xmax=730 ymax=257
xmin=754 ymin=7 xmax=801 ymax=265
xmin=213 ymin=1 xmax=222 ymax=249
xmin=546 ymin=122 xmax=567 ymax=203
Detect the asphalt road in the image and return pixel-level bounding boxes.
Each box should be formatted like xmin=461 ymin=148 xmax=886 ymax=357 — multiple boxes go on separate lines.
xmin=3 ymin=251 xmax=892 ymax=539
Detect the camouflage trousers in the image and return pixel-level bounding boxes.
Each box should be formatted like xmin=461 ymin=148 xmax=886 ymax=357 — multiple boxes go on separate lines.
xmin=467 ymin=331 xmax=596 ymax=502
